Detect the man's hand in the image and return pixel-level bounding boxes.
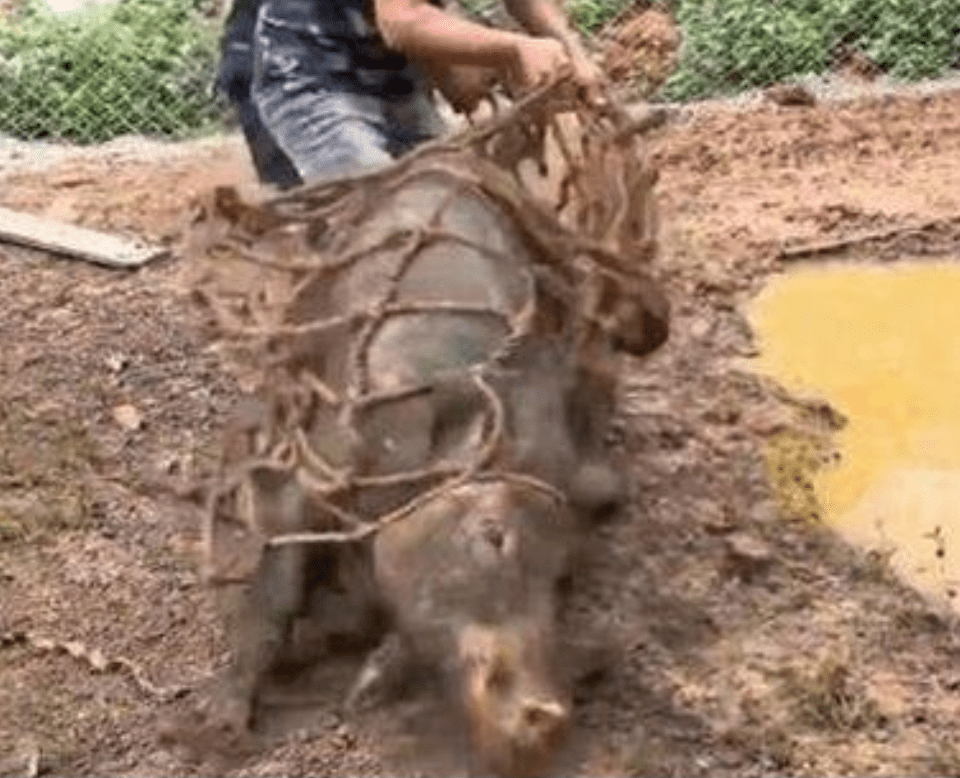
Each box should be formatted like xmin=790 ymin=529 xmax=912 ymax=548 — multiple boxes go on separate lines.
xmin=373 ymin=0 xmax=608 ymax=105
xmin=501 ymin=0 xmax=609 ymax=104
xmin=569 ymin=50 xmax=607 ymax=106
xmin=432 ymin=63 xmax=498 ymax=115
xmin=506 ymin=36 xmax=608 ymax=106
xmin=507 ymin=36 xmax=573 ymax=94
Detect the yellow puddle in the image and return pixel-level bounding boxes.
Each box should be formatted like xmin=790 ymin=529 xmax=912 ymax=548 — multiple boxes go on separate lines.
xmin=747 ymin=260 xmax=960 ymax=608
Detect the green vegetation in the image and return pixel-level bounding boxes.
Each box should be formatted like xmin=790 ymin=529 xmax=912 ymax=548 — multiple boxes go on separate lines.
xmin=0 ymin=0 xmax=959 ymax=142
xmin=458 ymin=0 xmax=634 ymax=34
xmin=0 ymin=0 xmax=221 ymax=142
xmin=566 ymin=0 xmax=633 ymax=33
xmin=663 ymin=0 xmax=960 ymax=100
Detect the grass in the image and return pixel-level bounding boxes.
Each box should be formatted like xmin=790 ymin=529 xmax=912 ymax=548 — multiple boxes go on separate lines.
xmin=0 ymin=0 xmax=221 ymax=142
xmin=2 ymin=0 xmax=959 ymax=141
xmin=567 ymin=0 xmax=635 ymax=34
xmin=662 ymin=0 xmax=960 ymax=100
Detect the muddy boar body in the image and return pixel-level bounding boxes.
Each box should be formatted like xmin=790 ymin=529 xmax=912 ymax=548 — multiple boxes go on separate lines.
xmin=210 ymin=155 xmax=666 ymax=775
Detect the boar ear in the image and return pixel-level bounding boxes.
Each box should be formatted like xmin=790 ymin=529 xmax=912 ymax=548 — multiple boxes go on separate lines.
xmin=610 ymin=273 xmax=670 ymax=358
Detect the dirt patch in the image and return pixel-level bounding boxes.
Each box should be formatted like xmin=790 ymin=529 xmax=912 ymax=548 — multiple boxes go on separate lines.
xmin=0 ymin=136 xmax=256 ymax=241
xmin=3 ymin=84 xmax=960 ymax=777
xmin=603 ymin=7 xmax=681 ymax=98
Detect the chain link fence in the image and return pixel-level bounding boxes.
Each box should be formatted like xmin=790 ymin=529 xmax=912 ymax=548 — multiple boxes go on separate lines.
xmin=660 ymin=0 xmax=960 ymax=101
xmin=0 ymin=0 xmax=223 ymax=143
xmin=0 ymin=0 xmax=958 ymax=144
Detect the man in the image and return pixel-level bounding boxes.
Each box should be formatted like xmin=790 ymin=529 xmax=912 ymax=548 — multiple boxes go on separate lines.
xmin=215 ymin=0 xmax=302 ymax=189
xmin=222 ymin=0 xmax=603 ymax=187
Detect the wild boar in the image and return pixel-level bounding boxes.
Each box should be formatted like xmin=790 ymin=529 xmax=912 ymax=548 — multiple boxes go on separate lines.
xmin=199 ymin=138 xmax=668 ymax=776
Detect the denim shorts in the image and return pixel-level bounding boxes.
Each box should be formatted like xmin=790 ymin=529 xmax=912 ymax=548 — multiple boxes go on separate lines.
xmin=250 ymin=9 xmax=447 ymax=186
xmin=254 ymin=82 xmax=446 ymax=184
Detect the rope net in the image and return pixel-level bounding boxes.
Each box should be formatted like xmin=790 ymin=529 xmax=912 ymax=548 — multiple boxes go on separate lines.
xmin=182 ymin=79 xmax=669 ymax=584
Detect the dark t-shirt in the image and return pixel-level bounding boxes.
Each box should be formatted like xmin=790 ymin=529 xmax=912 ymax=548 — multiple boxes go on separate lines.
xmin=253 ymin=0 xmax=439 ymax=97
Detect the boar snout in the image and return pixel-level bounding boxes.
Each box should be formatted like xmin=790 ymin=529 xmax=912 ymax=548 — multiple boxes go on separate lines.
xmin=459 ymin=623 xmax=570 ymax=778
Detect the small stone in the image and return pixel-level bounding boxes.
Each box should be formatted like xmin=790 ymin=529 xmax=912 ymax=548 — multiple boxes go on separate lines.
xmin=105 ymin=352 xmax=129 ymax=373
xmin=724 ymin=533 xmax=775 ymax=581
xmin=157 ymin=453 xmax=185 ymax=475
xmin=764 ymin=84 xmax=817 ymax=107
xmin=703 ymin=400 xmax=742 ymax=425
xmin=690 ymin=317 xmax=712 ymax=339
xmin=88 ymin=648 xmax=109 ymax=672
xmin=333 ymin=722 xmax=357 ymax=750
xmin=703 ymin=506 xmax=737 ymax=535
xmin=52 ymin=173 xmax=96 ymax=188
xmin=28 ymin=399 xmax=63 ymax=419
xmin=743 ymin=407 xmax=791 ymax=436
xmin=941 ymin=674 xmax=960 ymax=692
xmin=0 ymin=737 xmax=40 ymax=778
xmin=748 ymin=500 xmax=779 ymax=524
xmin=112 ymin=404 xmax=144 ymax=431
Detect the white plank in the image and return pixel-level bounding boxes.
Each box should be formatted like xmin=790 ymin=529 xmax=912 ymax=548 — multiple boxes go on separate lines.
xmin=0 ymin=205 xmax=169 ymax=268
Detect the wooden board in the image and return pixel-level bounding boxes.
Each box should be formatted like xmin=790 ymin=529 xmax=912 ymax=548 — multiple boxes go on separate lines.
xmin=0 ymin=205 xmax=169 ymax=268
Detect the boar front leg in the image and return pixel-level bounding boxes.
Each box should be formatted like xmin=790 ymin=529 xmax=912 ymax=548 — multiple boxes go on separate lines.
xmin=215 ymin=470 xmax=312 ymax=733
xmin=225 ymin=544 xmax=310 ymax=729
xmin=343 ymin=631 xmax=414 ymax=713
xmin=566 ymin=368 xmax=628 ymax=521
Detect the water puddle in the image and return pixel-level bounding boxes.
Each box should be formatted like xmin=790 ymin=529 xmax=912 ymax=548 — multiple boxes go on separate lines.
xmin=747 ymin=260 xmax=960 ymax=608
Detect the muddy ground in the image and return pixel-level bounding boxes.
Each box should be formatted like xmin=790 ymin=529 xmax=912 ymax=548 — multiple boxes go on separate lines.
xmin=3 ymin=81 xmax=960 ymax=777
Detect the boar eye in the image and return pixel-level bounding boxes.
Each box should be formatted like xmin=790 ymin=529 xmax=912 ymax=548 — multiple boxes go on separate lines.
xmin=485 ymin=659 xmax=513 ymax=693
xmin=479 ymin=521 xmax=517 ymax=558
xmin=482 ymin=524 xmax=505 ymax=551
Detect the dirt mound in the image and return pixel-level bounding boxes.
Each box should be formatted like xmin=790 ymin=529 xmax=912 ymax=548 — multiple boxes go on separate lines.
xmin=603 ymin=8 xmax=681 ymax=97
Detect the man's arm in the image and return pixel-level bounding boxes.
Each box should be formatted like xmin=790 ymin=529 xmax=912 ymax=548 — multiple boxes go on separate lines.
xmin=375 ymin=0 xmax=520 ymax=68
xmin=374 ymin=0 xmax=572 ymax=91
xmin=502 ymin=0 xmax=579 ymax=56
xmin=417 ymin=1 xmax=499 ymax=115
